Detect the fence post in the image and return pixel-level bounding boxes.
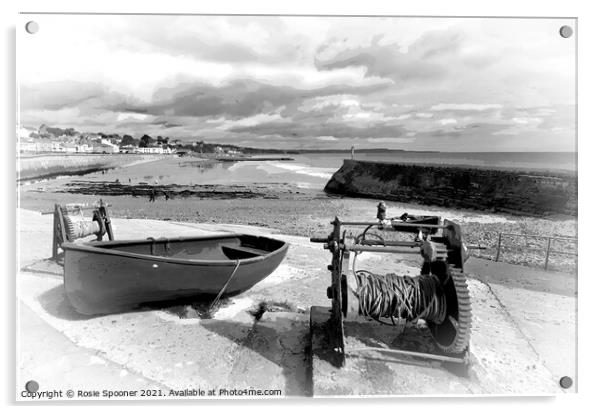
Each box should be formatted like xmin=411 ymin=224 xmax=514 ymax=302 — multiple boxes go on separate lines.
xmin=495 ymin=233 xmax=502 ymax=262
xmin=544 ymin=237 xmax=552 ymax=270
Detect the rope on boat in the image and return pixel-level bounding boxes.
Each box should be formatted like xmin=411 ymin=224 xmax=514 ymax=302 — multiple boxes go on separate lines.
xmin=209 ymin=259 xmax=241 ymax=313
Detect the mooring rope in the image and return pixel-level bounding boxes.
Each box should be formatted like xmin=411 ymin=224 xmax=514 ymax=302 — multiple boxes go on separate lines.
xmin=208 ymin=259 xmax=241 ymax=313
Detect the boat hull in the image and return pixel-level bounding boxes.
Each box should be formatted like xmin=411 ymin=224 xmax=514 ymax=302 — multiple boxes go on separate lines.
xmin=63 ymin=234 xmax=288 ymax=315
xmin=391 ymin=215 xmax=441 ymax=234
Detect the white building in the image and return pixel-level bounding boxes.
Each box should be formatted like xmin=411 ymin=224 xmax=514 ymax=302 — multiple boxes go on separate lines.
xmin=76 ymin=144 xmax=93 ymax=153
xmin=135 ymin=146 xmax=174 ymax=154
xmin=18 ymin=141 xmax=36 ymax=153
xmin=32 ymin=140 xmax=61 ymax=152
xmin=61 ymin=144 xmax=78 ymax=153
xmin=100 ymin=139 xmax=119 ymax=153
xmin=119 ymin=145 xmax=136 ymax=153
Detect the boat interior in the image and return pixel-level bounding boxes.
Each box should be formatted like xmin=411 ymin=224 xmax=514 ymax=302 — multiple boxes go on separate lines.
xmin=86 ymin=234 xmax=286 ymax=261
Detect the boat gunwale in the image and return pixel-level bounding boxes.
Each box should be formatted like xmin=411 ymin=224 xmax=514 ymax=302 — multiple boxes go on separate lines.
xmin=61 ymin=233 xmax=289 ymax=266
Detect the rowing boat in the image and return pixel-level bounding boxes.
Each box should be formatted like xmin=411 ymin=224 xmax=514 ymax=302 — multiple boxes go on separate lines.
xmin=62 ymin=234 xmax=288 ymax=315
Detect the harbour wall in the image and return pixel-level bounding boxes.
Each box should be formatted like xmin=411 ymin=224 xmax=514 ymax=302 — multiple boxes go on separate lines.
xmin=17 ymin=154 xmax=163 ymax=182
xmin=324 ymin=159 xmax=577 ymax=216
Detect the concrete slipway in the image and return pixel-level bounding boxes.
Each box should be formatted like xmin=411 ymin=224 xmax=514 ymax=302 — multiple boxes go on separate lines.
xmin=16 ymin=208 xmax=576 ymax=398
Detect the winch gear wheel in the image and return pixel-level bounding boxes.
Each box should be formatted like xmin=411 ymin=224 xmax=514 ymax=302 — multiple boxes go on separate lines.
xmin=427 ymin=266 xmax=472 ymax=354
xmin=62 ymin=214 xmax=76 ymax=241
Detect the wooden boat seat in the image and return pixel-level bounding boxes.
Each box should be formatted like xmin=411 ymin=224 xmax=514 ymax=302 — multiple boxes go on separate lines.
xmin=222 ymin=245 xmax=268 ymax=259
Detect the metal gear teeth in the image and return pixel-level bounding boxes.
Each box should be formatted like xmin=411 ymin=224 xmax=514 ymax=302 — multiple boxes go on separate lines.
xmin=436 ymin=267 xmax=472 ymax=354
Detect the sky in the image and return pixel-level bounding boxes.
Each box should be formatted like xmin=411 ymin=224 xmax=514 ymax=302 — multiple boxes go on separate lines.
xmin=18 ymin=15 xmax=576 ymax=151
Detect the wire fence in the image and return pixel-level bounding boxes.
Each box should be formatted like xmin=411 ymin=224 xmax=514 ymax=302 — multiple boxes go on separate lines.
xmin=490 ymin=232 xmax=578 ymax=271
xmin=465 ymin=231 xmax=577 ymax=272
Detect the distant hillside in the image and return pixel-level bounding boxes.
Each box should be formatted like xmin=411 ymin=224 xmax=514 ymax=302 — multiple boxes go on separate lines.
xmin=38 ymin=124 xmax=78 ymax=137
xmin=24 ymin=124 xmax=431 ymax=155
xmin=293 ymin=148 xmax=439 ymax=154
xmin=198 ymin=142 xmax=301 ymax=154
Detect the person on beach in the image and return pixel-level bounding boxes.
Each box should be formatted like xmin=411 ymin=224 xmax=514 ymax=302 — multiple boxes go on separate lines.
xmin=149 ymin=188 xmax=156 ymax=202
xmin=164 ymin=191 xmax=170 ymax=201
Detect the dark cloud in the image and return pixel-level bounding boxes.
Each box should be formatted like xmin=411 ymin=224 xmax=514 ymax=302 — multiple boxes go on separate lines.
xmin=315 ymin=28 xmax=465 ymax=82
xmin=20 ymin=81 xmax=106 ymax=110
xmin=125 ymin=79 xmax=386 ymax=119
xmin=151 ymin=120 xmax=183 ymax=128
xmin=20 ymin=81 xmax=143 ymax=117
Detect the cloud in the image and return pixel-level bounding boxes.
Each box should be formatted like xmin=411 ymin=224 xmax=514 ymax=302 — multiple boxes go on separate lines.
xmin=117 ymin=112 xmax=149 ymax=121
xmin=314 ymin=30 xmax=458 ymax=82
xmin=512 ymin=117 xmax=543 ymax=125
xmin=17 ymin=15 xmax=576 ymax=151
xmin=110 ymin=16 xmax=318 ymax=66
xmin=20 ymin=81 xmax=106 ymax=111
xmin=431 ymin=103 xmax=502 ymax=111
xmin=119 ymin=79 xmax=387 ymax=120
xmin=367 ymin=137 xmax=415 ymax=144
xmin=230 ymin=120 xmax=409 ymax=140
xmin=439 ymin=118 xmax=458 ymax=126
xmin=415 ymin=112 xmax=434 ymax=119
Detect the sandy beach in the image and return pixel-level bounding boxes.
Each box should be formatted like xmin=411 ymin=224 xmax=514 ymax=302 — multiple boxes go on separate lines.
xmin=15 ymin=155 xmax=578 ymax=397
xmin=17 ymin=153 xmax=167 ymax=182
xmin=18 ymin=156 xmax=578 ymax=273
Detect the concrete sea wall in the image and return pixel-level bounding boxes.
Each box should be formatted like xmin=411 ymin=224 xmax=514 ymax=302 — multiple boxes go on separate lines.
xmin=17 ymin=154 xmax=160 ymax=182
xmin=324 ymin=159 xmax=577 ymax=216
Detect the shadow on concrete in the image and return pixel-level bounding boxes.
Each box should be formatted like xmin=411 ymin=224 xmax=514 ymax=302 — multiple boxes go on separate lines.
xmin=20 ymin=257 xmax=64 ymax=278
xmin=37 ymin=283 xmax=239 ymax=321
xmin=346 ymin=321 xmax=472 ymax=379
xmin=37 ymin=284 xmax=95 ymax=321
xmin=33 ymin=279 xmax=312 ymax=395
xmin=311 ymin=306 xmax=471 ymax=381
xmin=202 ymin=314 xmax=312 ymax=397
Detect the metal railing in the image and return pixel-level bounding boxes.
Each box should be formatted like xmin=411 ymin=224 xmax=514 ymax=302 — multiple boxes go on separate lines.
xmin=494 ymin=232 xmax=578 ymax=270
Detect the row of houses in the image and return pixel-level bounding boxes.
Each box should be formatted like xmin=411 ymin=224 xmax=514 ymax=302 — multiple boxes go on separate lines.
xmin=17 ymin=139 xmax=119 ymax=154
xmin=18 ymin=139 xmax=175 ymax=155
xmin=118 ymin=145 xmax=175 ymax=154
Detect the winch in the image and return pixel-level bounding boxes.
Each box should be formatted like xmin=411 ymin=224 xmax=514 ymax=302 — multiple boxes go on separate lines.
xmin=48 ymin=199 xmax=114 ymax=261
xmin=310 ymin=202 xmax=473 ymax=366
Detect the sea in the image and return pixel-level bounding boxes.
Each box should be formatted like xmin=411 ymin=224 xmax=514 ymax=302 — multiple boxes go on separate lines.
xmin=33 ymin=151 xmax=577 ymax=191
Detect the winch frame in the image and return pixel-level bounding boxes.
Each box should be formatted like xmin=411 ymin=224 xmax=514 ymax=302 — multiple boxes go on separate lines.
xmin=49 ymin=199 xmax=114 ymax=261
xmin=310 ymin=213 xmax=473 ymax=366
